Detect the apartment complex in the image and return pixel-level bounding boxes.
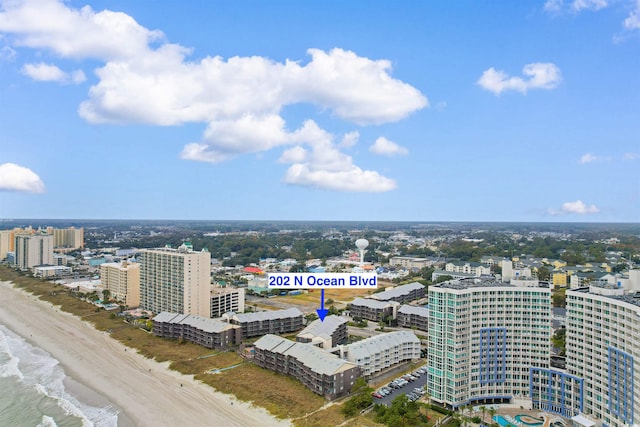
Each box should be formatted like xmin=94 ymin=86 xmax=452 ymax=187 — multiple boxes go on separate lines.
xmin=139 ymin=244 xmax=211 ymax=317
xmin=389 ymin=256 xmax=437 ymax=269
xmin=444 ymin=261 xmax=491 ymax=277
xmin=338 ymin=330 xmax=421 ymax=376
xmin=296 ymin=315 xmax=348 ymax=349
xmin=52 ymin=227 xmax=84 ymax=250
xmin=348 ymin=297 xmax=400 ymax=322
xmin=397 ymin=304 xmax=429 ymax=331
xmin=427 ymin=279 xmax=551 ymax=408
xmin=14 ymin=233 xmax=54 ymax=270
xmin=153 ymin=312 xmax=241 ymax=349
xmin=560 ymin=285 xmax=639 ymax=427
xmin=369 ymin=282 xmax=426 ymax=304
xmin=210 ymin=287 xmax=245 ymax=318
xmin=254 ymin=334 xmax=361 ymax=400
xmin=100 ymin=261 xmax=141 ymax=307
xmin=223 ymin=308 xmax=303 ymax=338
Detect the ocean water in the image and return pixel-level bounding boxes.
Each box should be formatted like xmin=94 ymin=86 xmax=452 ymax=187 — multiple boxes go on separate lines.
xmin=0 ymin=325 xmax=119 ymax=427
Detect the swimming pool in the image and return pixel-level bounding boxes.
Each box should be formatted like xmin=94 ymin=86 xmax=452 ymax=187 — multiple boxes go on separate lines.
xmin=493 ymin=414 xmax=544 ymax=427
xmin=515 ymin=415 xmax=543 ymax=426
xmin=493 ymin=415 xmax=512 ymax=427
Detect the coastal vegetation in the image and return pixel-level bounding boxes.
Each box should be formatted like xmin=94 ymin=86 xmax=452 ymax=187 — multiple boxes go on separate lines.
xmin=0 ymin=265 xmax=386 ymax=426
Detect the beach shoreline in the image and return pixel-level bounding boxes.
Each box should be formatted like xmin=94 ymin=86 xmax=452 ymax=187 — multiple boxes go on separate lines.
xmin=0 ymin=280 xmax=291 ymax=427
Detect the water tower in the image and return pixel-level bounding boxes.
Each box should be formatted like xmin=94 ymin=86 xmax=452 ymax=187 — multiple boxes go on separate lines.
xmin=355 ymin=238 xmax=369 ymax=267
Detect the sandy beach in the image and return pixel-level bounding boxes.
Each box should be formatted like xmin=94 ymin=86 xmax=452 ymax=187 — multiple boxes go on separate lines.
xmin=0 ymin=280 xmax=291 ymax=427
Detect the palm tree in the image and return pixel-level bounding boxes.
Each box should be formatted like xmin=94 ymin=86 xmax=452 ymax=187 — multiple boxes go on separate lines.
xmin=480 ymin=406 xmax=487 ymax=425
xmin=488 ymin=408 xmax=497 ymax=427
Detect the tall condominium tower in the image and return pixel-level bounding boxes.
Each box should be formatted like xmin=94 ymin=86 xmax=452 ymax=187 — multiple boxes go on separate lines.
xmin=562 ymin=285 xmax=639 ymax=427
xmin=52 ymin=227 xmax=84 ymax=249
xmin=427 ymin=279 xmax=551 ymax=408
xmin=139 ymin=244 xmax=211 ymax=317
xmin=14 ymin=233 xmax=54 ymax=270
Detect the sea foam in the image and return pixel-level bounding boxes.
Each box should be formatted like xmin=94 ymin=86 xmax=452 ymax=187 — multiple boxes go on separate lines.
xmin=0 ymin=325 xmax=119 ymax=427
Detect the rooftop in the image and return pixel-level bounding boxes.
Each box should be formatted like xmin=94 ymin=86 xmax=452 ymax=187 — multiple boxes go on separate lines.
xmin=350 ymin=297 xmax=400 ymax=310
xmin=369 ymin=282 xmax=424 ymax=301
xmin=398 ymin=304 xmax=429 ymax=316
xmin=434 ymin=278 xmax=548 ymax=291
xmin=231 ymin=307 xmax=303 ymax=323
xmin=297 ymin=315 xmax=347 ymax=341
xmin=345 ymin=331 xmax=420 ymax=360
xmin=255 ymin=334 xmax=357 ymax=376
xmin=153 ymin=312 xmax=238 ymax=333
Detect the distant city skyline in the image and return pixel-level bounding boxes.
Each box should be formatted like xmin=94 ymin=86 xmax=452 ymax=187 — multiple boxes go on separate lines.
xmin=0 ymin=0 xmax=638 ymax=222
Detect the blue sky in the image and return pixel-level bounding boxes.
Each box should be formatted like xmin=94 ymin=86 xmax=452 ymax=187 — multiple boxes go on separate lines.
xmin=0 ymin=0 xmax=638 ymax=222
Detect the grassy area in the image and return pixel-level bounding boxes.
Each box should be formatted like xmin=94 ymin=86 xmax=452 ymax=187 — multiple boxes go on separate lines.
xmin=0 ymin=266 xmax=327 ymax=420
xmin=196 ymin=364 xmax=326 ymax=419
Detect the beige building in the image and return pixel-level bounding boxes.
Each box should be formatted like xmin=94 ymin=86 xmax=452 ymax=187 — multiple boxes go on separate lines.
xmin=14 ymin=233 xmax=54 ymax=270
xmin=210 ymin=287 xmax=245 ymax=318
xmin=0 ymin=229 xmax=11 ymax=260
xmin=53 ymin=227 xmax=84 ymax=250
xmin=100 ymin=261 xmax=141 ymax=308
xmin=139 ymin=244 xmax=211 ymax=317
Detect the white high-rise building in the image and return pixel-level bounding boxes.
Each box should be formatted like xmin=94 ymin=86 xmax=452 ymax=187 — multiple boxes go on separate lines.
xmin=427 ymin=279 xmax=551 ymax=408
xmin=563 ymin=286 xmax=639 ymax=427
xmin=139 ymin=244 xmax=211 ymax=317
xmin=100 ymin=261 xmax=141 ymax=308
xmin=14 ymin=233 xmax=54 ymax=270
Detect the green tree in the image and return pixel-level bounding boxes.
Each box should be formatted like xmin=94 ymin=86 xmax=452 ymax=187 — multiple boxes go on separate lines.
xmin=341 ymin=377 xmax=373 ymax=417
xmin=102 ymin=289 xmax=110 ymax=302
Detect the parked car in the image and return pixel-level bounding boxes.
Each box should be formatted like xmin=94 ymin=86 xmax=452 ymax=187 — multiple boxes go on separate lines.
xmin=372 ymin=392 xmax=382 ymax=399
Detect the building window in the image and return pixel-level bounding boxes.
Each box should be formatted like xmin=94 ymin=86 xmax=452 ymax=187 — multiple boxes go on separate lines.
xmin=479 ymin=327 xmax=506 ymax=384
xmin=608 ymin=346 xmax=634 ymax=424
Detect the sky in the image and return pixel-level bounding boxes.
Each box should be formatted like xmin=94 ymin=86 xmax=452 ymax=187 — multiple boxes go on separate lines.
xmin=0 ymin=0 xmax=638 ymax=222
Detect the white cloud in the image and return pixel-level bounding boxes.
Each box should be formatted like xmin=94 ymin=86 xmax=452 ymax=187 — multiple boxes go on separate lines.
xmin=572 ymin=0 xmax=608 ymax=11
xmin=578 ymin=153 xmax=599 ymax=164
xmin=544 ymin=0 xmax=564 ymax=12
xmin=0 ymin=163 xmax=45 ymax=193
xmin=623 ymin=152 xmax=639 ymax=160
xmin=279 ymin=121 xmax=396 ymax=192
xmin=339 ymin=131 xmax=359 ymax=148
xmin=0 ymin=0 xmax=164 ymax=60
xmin=22 ymin=62 xmax=85 ymax=84
xmin=548 ymin=200 xmax=600 ymax=215
xmin=477 ymin=63 xmax=562 ymax=95
xmin=369 ymin=137 xmax=408 ymax=156
xmin=0 ymin=0 xmax=427 ymax=192
xmin=0 ymin=45 xmax=15 ymax=61
xmin=624 ymin=0 xmax=640 ymax=29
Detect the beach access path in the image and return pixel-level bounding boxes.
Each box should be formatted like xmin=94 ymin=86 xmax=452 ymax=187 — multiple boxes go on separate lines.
xmin=0 ymin=281 xmax=291 ymax=427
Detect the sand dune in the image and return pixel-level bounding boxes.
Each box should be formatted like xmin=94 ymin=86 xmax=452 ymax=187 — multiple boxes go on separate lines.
xmin=0 ymin=281 xmax=291 ymax=427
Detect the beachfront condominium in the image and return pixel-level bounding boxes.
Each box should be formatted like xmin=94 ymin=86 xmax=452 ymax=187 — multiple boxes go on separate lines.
xmin=427 ymin=278 xmax=551 ymax=409
xmin=153 ymin=312 xmax=241 ymax=350
xmin=254 ymin=334 xmax=361 ymax=400
xmin=223 ymin=308 xmax=304 ymax=338
xmin=296 ymin=315 xmax=348 ymax=349
xmin=13 ymin=233 xmax=54 ymax=270
xmin=100 ymin=261 xmax=141 ymax=308
xmin=561 ymin=283 xmax=640 ymax=427
xmin=139 ymin=243 xmax=211 ymax=317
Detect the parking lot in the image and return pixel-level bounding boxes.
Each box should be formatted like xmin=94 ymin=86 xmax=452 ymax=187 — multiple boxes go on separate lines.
xmin=372 ymin=368 xmax=428 ymax=406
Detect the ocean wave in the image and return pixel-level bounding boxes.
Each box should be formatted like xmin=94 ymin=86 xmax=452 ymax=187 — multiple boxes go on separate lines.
xmin=37 ymin=415 xmax=59 ymax=427
xmin=0 ymin=325 xmax=119 ymax=427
